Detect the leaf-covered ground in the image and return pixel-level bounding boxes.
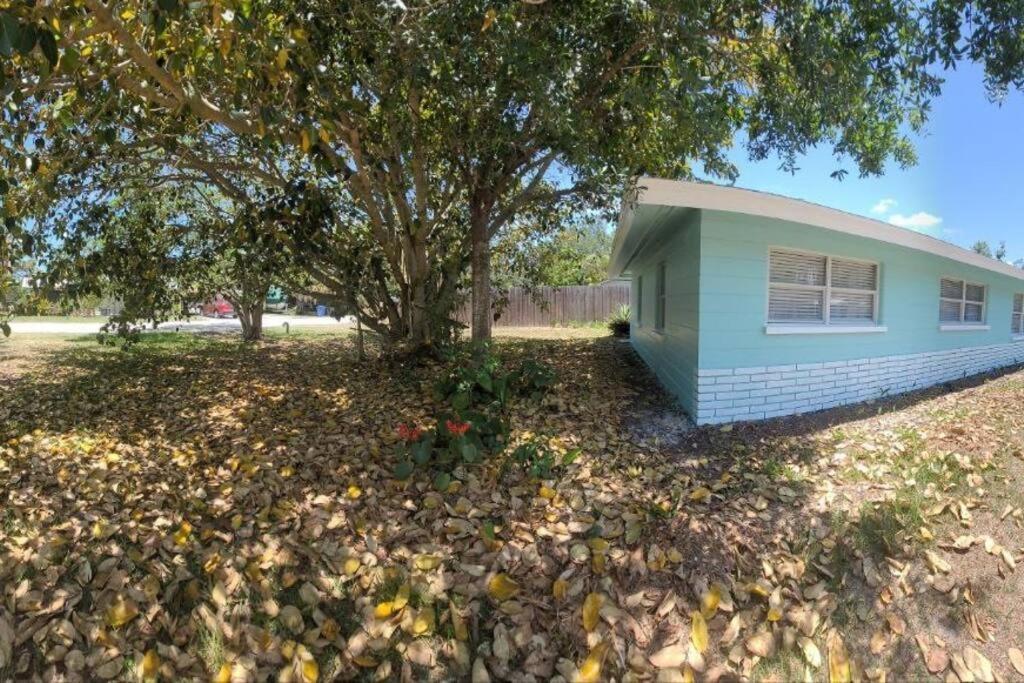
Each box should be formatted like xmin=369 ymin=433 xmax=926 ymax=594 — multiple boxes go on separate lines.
xmin=2 ymin=329 xmax=1023 ymax=682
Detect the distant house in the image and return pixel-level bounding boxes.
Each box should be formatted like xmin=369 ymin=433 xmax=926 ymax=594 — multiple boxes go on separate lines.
xmin=610 ymin=178 xmax=1024 ymax=425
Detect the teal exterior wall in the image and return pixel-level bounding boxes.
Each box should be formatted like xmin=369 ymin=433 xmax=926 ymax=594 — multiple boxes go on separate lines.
xmin=698 ymin=209 xmax=1024 ymax=369
xmin=630 ymin=210 xmax=701 ymax=415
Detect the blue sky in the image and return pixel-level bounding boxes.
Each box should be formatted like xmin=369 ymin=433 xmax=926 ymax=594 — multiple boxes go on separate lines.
xmin=703 ymin=60 xmax=1024 ymax=263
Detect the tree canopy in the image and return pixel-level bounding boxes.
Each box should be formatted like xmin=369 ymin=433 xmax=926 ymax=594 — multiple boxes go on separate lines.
xmin=2 ymin=1 xmax=1024 ymax=348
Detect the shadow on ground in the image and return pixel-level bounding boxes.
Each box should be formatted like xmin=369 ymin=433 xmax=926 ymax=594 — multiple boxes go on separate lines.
xmin=1 ymin=333 xmax=1021 ymax=680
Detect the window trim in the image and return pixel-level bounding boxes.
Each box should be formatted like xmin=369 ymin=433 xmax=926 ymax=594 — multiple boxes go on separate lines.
xmin=765 ymin=247 xmax=881 ymax=328
xmin=655 ymin=262 xmax=666 ymax=332
xmin=938 ymin=276 xmax=988 ymax=329
xmin=1013 ymin=293 xmax=1024 ymax=337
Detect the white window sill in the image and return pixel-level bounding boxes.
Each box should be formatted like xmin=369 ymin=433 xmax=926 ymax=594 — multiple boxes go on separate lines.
xmin=939 ymin=324 xmax=990 ymax=332
xmin=764 ymin=324 xmax=888 ymax=335
xmin=1013 ymin=335 xmax=1024 ymax=342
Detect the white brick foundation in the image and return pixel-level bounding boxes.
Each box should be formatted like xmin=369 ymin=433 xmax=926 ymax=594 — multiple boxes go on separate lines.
xmin=694 ymin=343 xmax=1024 ymax=425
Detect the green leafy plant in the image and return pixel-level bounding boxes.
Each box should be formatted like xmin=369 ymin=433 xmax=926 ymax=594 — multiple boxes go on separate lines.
xmin=434 ymin=350 xmax=511 ymax=413
xmin=510 ymin=358 xmax=556 ymax=399
xmin=607 ymin=304 xmax=631 ymax=338
xmin=510 ymin=437 xmax=580 ymax=480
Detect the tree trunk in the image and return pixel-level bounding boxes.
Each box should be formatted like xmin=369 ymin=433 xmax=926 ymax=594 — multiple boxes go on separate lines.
xmin=355 ymin=313 xmax=366 ymax=362
xmin=470 ymin=204 xmax=492 ymax=348
xmin=406 ymin=236 xmax=432 ymax=350
xmin=238 ymin=302 xmax=263 ymax=341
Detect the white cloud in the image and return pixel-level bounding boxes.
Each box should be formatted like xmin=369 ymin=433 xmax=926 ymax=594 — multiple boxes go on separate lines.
xmin=871 ymin=198 xmax=897 ymax=214
xmin=888 ymin=212 xmax=942 ymax=231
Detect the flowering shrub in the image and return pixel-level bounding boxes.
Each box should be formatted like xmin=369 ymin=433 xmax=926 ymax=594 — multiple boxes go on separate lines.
xmin=444 ymin=419 xmax=471 ymax=437
xmin=395 ymin=348 xmax=552 ymax=485
xmin=396 ymin=423 xmax=423 ymax=442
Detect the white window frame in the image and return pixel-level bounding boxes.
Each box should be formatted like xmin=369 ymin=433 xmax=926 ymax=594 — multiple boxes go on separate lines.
xmin=938 ymin=277 xmax=989 ymax=330
xmin=764 ymin=248 xmax=885 ymax=335
xmin=1013 ymin=293 xmax=1024 ymax=340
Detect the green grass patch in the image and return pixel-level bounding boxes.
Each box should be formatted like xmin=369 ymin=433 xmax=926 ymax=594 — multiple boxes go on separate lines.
xmin=855 ymin=491 xmax=926 ymax=556
xmin=195 ymin=621 xmax=226 ymax=675
xmin=750 ymin=649 xmax=808 ymax=682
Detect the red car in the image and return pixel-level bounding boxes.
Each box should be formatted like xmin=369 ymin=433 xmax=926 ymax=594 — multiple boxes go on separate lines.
xmin=201 ymin=297 xmax=235 ymax=318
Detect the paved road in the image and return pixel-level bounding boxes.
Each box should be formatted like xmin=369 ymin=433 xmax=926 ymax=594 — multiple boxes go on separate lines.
xmin=7 ymin=314 xmax=355 ymax=335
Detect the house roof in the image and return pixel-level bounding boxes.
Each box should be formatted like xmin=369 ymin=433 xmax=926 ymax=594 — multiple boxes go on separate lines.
xmin=610 ymin=177 xmax=1024 ymax=281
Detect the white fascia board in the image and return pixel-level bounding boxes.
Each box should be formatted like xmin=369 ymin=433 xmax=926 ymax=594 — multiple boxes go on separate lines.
xmin=624 ymin=178 xmax=1024 ymax=283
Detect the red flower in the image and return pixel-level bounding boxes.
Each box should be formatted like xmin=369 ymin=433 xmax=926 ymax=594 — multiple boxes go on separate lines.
xmin=446 ymin=419 xmax=471 ymax=437
xmin=396 ymin=423 xmax=423 ymax=442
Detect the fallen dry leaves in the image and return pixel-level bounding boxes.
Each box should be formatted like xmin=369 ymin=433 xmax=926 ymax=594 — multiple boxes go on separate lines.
xmin=1 ymin=333 xmax=1024 ymax=681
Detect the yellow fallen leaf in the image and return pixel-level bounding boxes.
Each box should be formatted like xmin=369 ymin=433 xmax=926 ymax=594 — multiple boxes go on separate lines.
xmin=539 ymin=485 xmax=556 ymax=499
xmin=577 ymin=640 xmax=609 ymax=683
xmin=828 ymin=631 xmax=852 ymax=683
xmin=105 ymin=596 xmax=138 ymax=628
xmin=414 ymin=554 xmax=441 ymax=571
xmin=411 ymin=608 xmax=434 ymax=635
xmin=583 ymin=592 xmax=603 ymax=632
xmin=374 ymin=601 xmax=394 ymax=619
xmin=690 ymin=610 xmax=709 ymax=653
xmin=343 ymin=557 xmax=360 ymax=575
xmin=392 ymin=583 xmax=411 ymax=611
xmin=701 ymin=584 xmax=721 ymax=618
xmin=173 ymin=520 xmax=192 ymax=546
xmin=690 ymin=487 xmax=711 ymax=503
xmin=301 ymin=658 xmax=319 ymax=683
xmin=213 ymin=663 xmax=232 ymax=683
xmin=347 ymin=484 xmax=362 ymax=499
xmin=140 ymin=649 xmax=159 ymax=679
xmin=552 ymin=579 xmax=568 ymax=601
xmin=487 ymin=573 xmax=520 ymax=601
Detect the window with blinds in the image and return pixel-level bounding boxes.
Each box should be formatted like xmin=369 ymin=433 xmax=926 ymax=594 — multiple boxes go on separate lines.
xmin=939 ymin=278 xmax=987 ymax=324
xmin=1014 ymin=293 xmax=1023 ymax=335
xmin=767 ymin=249 xmax=879 ymax=325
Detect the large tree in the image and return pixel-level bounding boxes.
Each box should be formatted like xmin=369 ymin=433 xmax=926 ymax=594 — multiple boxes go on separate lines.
xmin=2 ymin=1 xmax=1024 ymax=350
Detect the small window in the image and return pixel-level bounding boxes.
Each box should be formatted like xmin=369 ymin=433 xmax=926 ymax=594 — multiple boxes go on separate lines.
xmin=1014 ymin=293 xmax=1023 ymax=335
xmin=768 ymin=249 xmax=878 ymax=324
xmin=939 ymin=278 xmax=987 ymax=324
xmin=655 ymin=263 xmax=666 ymax=331
xmin=636 ymin=275 xmax=643 ymax=327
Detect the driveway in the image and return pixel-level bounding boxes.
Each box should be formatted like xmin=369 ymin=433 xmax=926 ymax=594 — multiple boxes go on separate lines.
xmin=5 ymin=314 xmax=355 ymax=335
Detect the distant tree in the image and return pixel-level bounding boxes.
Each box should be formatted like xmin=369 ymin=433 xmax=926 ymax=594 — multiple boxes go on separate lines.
xmin=494 ymin=220 xmax=612 ymax=288
xmin=996 ymin=241 xmax=1008 ymax=261
xmin=972 ymin=241 xmax=994 ymax=258
xmin=971 ymin=240 xmax=1011 ymax=262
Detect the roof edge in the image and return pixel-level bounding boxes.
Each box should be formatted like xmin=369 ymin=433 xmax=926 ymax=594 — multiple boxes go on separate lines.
xmin=614 ymin=177 xmax=1024 ymax=282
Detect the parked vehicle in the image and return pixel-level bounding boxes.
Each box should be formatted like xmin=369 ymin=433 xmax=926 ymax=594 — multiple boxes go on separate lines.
xmin=202 ymin=298 xmax=235 ymax=318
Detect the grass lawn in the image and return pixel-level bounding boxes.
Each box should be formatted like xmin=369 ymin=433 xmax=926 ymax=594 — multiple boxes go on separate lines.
xmin=5 ymin=315 xmax=110 ymax=323
xmin=2 ymin=329 xmax=1023 ymax=681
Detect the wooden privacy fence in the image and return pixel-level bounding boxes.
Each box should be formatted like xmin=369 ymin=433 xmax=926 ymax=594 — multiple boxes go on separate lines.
xmin=459 ymin=284 xmax=630 ymax=327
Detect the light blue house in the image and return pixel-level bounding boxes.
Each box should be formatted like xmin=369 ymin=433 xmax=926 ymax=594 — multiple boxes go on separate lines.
xmin=610 ymin=179 xmax=1024 ymax=424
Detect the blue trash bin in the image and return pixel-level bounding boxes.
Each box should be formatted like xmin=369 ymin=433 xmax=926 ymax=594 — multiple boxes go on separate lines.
xmin=315 ymin=304 xmax=328 ymax=317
